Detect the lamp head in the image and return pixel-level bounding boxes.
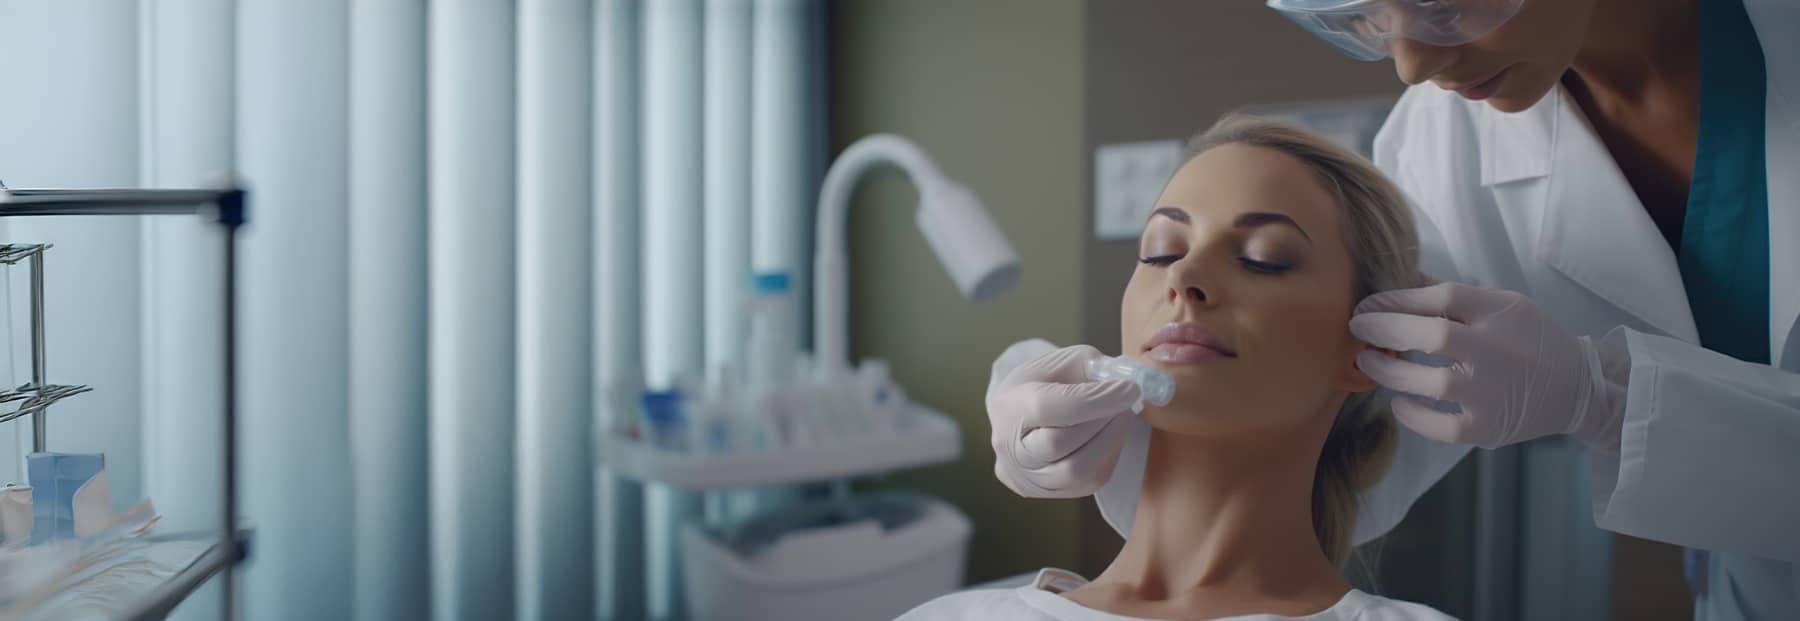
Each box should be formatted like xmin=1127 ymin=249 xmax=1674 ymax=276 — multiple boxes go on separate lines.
xmin=915 ymin=180 xmax=1020 ymax=302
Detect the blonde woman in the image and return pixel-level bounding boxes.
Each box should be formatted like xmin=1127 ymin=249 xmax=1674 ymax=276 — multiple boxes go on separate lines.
xmin=901 ymin=116 xmax=1453 ymax=620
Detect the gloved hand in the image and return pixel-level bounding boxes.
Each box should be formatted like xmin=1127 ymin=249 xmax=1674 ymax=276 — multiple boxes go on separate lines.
xmin=1348 ymin=282 xmax=1625 ymax=450
xmin=986 ymin=339 xmax=1142 ymax=498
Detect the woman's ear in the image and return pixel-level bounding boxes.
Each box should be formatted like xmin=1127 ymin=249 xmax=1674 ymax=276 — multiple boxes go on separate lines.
xmin=1341 ymin=344 xmax=1389 ymax=393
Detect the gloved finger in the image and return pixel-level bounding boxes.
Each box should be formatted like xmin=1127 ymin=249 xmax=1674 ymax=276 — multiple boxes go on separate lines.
xmin=995 ymin=453 xmax=1084 ymax=499
xmin=1389 ymin=393 xmax=1474 ymax=444
xmin=1353 ymin=281 xmax=1507 ymax=323
xmin=1003 ymin=344 xmax=1108 ymax=386
xmin=1019 ymin=414 xmax=1118 ymax=468
xmin=1020 ymin=414 xmax=1131 ymax=495
xmin=1016 ymin=379 xmax=1141 ymax=428
xmin=1348 ymin=311 xmax=1476 ymax=358
xmin=1355 ymin=350 xmax=1467 ymax=401
xmin=989 ymin=338 xmax=1058 ymax=400
xmin=993 ymin=454 xmax=1073 ymax=499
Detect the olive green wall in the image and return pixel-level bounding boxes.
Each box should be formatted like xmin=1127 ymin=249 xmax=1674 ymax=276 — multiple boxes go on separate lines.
xmin=830 ymin=0 xmax=1089 ymax=585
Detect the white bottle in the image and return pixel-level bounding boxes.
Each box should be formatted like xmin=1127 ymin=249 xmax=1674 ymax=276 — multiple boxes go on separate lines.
xmin=791 ymin=353 xmax=842 ymax=442
xmin=783 ymin=353 xmax=822 ymax=447
xmin=856 ymin=358 xmax=906 ymax=434
xmin=695 ymin=364 xmax=739 ymax=454
xmin=744 ymin=271 xmax=797 ymax=450
xmin=602 ymin=373 xmax=645 ymax=440
xmin=744 ymin=271 xmax=797 ymax=388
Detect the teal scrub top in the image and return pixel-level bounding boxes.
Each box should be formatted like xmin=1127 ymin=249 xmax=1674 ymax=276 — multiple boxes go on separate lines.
xmin=1679 ymin=0 xmax=1770 ymax=367
xmin=1677 ymin=0 xmax=1769 ymax=610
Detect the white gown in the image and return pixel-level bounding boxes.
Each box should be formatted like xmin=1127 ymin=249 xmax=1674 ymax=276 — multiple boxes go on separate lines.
xmin=897 ymin=569 xmax=1456 ymax=621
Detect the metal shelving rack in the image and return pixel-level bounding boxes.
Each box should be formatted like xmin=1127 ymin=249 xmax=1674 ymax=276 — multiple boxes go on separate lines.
xmin=0 ymin=183 xmax=247 ymax=620
xmin=0 ymin=244 xmax=93 ymax=448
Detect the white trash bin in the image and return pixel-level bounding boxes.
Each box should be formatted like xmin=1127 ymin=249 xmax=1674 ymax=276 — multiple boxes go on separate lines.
xmin=682 ymin=493 xmax=971 ymax=621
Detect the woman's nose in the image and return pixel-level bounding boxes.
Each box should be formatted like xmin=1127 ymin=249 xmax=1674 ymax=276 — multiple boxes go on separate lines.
xmin=1165 ymin=258 xmax=1211 ymax=306
xmin=1390 ymin=38 xmax=1456 ymax=86
xmin=1167 ymin=285 xmax=1206 ymax=304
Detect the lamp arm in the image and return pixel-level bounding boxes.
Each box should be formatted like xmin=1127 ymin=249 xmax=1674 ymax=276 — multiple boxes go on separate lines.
xmin=812 ymin=134 xmax=946 ymax=375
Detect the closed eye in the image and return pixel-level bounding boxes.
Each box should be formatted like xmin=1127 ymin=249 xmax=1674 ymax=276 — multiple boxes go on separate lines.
xmin=1239 ymin=257 xmax=1292 ymax=274
xmin=1138 ymin=254 xmax=1181 ymax=266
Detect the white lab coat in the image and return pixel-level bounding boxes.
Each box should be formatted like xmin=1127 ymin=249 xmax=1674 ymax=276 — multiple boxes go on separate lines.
xmin=1094 ymin=1 xmax=1799 ymax=617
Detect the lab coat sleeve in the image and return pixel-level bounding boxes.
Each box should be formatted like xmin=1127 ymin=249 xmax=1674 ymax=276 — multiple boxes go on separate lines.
xmin=1589 ymin=327 xmax=1800 ymax=562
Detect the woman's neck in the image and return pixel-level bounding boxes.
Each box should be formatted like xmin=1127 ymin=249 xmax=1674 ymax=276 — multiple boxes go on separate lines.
xmin=1569 ymin=0 xmax=1698 ymax=101
xmin=1080 ymin=421 xmax=1348 ymax=617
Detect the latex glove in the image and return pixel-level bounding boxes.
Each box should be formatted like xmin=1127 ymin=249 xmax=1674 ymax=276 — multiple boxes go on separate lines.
xmin=986 ymin=339 xmax=1143 ymax=498
xmin=1348 ymin=282 xmax=1624 ymax=450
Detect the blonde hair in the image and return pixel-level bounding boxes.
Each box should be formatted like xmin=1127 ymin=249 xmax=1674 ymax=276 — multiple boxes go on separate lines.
xmin=1185 ymin=114 xmax=1426 ymax=566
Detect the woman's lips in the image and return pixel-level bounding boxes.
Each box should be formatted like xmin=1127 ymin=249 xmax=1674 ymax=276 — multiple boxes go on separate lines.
xmin=1146 ymin=342 xmax=1234 ymax=364
xmin=1142 ymin=322 xmax=1236 ymax=364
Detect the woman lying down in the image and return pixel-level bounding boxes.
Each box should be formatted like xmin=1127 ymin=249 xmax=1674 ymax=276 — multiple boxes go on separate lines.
xmin=900 ymin=115 xmax=1455 ymax=621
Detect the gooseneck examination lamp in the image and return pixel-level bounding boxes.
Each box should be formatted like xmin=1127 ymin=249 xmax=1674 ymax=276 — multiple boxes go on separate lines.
xmin=813 ymin=134 xmax=1021 ymax=375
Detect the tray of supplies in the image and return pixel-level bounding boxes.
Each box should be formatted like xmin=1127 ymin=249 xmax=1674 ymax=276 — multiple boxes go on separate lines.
xmin=599 ymin=404 xmax=960 ymax=491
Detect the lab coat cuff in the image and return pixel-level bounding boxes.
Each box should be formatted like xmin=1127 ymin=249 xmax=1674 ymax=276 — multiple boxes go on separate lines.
xmin=1597 ymin=327 xmax=1800 ymax=561
xmin=1585 ymin=327 xmax=1639 ymax=528
xmin=1569 ymin=335 xmax=1627 ymax=452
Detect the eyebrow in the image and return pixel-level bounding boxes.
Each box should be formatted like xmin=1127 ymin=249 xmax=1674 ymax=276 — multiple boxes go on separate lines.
xmin=1149 ymin=206 xmax=1189 ymax=223
xmin=1150 ymin=207 xmax=1313 ymax=244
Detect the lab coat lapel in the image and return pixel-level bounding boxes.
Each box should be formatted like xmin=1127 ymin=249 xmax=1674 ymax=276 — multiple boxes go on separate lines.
xmin=1747 ymin=0 xmax=1800 ymax=368
xmin=1491 ymin=89 xmax=1700 ymax=343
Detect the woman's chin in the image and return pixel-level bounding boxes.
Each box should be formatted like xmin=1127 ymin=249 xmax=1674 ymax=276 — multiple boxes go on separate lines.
xmin=1138 ymin=387 xmax=1327 ymax=439
xmin=1138 ymin=398 xmax=1238 ymax=436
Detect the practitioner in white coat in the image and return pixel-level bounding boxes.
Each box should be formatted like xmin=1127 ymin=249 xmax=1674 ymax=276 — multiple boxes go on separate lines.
xmin=984 ymin=0 xmax=1800 ymax=618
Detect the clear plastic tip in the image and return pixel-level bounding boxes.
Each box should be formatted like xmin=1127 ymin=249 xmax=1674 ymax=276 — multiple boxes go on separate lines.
xmin=1085 ymin=354 xmax=1174 ymax=407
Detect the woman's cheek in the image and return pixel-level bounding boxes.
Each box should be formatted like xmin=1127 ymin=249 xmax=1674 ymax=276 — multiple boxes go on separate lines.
xmin=1242 ymin=295 xmax=1351 ymax=356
